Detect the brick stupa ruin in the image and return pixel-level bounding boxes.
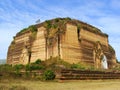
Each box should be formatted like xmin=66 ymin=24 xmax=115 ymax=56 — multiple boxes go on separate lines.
xmin=7 ymin=18 xmax=117 ymax=69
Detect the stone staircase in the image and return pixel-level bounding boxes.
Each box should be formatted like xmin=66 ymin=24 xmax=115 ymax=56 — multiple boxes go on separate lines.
xmin=60 ymin=69 xmax=120 ymax=80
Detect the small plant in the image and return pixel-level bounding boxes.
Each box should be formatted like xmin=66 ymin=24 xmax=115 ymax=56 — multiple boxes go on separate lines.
xmin=44 ymin=57 xmax=71 ymax=69
xmin=55 ymin=18 xmax=59 ymax=22
xmin=0 ymin=64 xmax=13 ymax=74
xmin=43 ymin=70 xmax=56 ymax=80
xmin=13 ymin=64 xmax=24 ymax=71
xmin=13 ymin=64 xmax=24 ymax=77
xmin=28 ymin=25 xmax=37 ymax=33
xmin=71 ymin=63 xmax=78 ymax=69
xmin=25 ymin=63 xmax=44 ymax=72
xmin=34 ymin=59 xmax=42 ymax=64
xmin=31 ymin=64 xmax=44 ymax=70
xmin=71 ymin=63 xmax=86 ymax=70
xmin=17 ymin=25 xmax=37 ymax=35
xmin=65 ymin=17 xmax=71 ymax=20
xmin=44 ymin=20 xmax=52 ymax=29
xmin=19 ymin=28 xmax=28 ymax=34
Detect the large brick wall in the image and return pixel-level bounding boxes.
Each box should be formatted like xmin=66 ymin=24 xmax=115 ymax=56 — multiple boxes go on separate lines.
xmin=61 ymin=24 xmax=82 ymax=63
xmin=7 ymin=31 xmax=31 ymax=65
xmin=7 ymin=19 xmax=117 ymax=68
xmin=30 ymin=27 xmax=46 ymax=62
xmin=80 ymin=28 xmax=108 ymax=46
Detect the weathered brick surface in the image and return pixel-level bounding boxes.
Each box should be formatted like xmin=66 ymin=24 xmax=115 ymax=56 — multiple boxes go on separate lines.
xmin=7 ymin=19 xmax=117 ymax=69
xmin=60 ymin=69 xmax=120 ymax=80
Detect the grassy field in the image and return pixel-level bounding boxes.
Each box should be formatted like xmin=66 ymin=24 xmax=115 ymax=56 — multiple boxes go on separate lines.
xmin=0 ymin=79 xmax=120 ymax=90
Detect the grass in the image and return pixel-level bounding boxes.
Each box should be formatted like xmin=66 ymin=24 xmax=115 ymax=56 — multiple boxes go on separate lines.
xmin=0 ymin=79 xmax=120 ymax=90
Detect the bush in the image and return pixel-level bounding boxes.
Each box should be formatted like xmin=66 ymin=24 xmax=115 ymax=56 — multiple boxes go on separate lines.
xmin=44 ymin=57 xmax=71 ymax=69
xmin=30 ymin=64 xmax=44 ymax=70
xmin=44 ymin=20 xmax=52 ymax=29
xmin=25 ymin=64 xmax=30 ymax=71
xmin=13 ymin=64 xmax=24 ymax=71
xmin=34 ymin=59 xmax=42 ymax=64
xmin=71 ymin=63 xmax=85 ymax=70
xmin=43 ymin=70 xmax=55 ymax=80
xmin=25 ymin=63 xmax=44 ymax=72
xmin=0 ymin=64 xmax=13 ymax=74
xmin=17 ymin=25 xmax=37 ymax=35
xmin=28 ymin=25 xmax=37 ymax=33
xmin=13 ymin=64 xmax=24 ymax=77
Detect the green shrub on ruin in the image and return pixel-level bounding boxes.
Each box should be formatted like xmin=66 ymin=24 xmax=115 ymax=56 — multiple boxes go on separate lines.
xmin=42 ymin=70 xmax=55 ymax=80
xmin=19 ymin=28 xmax=28 ymax=34
xmin=34 ymin=59 xmax=42 ymax=64
xmin=44 ymin=57 xmax=71 ymax=70
xmin=28 ymin=25 xmax=37 ymax=32
xmin=13 ymin=64 xmax=24 ymax=77
xmin=71 ymin=63 xmax=86 ymax=70
xmin=30 ymin=64 xmax=44 ymax=71
xmin=44 ymin=20 xmax=52 ymax=29
xmin=25 ymin=60 xmax=44 ymax=72
xmin=17 ymin=25 xmax=37 ymax=35
xmin=0 ymin=64 xmax=13 ymax=74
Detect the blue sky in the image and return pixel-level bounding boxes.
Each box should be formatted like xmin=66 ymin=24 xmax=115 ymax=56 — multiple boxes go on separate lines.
xmin=0 ymin=0 xmax=120 ymax=61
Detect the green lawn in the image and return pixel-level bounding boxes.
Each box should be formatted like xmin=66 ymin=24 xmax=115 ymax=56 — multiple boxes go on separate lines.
xmin=0 ymin=79 xmax=120 ymax=90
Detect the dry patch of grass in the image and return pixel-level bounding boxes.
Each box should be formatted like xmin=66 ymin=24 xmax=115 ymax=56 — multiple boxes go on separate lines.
xmin=0 ymin=79 xmax=120 ymax=90
xmin=0 ymin=85 xmax=27 ymax=90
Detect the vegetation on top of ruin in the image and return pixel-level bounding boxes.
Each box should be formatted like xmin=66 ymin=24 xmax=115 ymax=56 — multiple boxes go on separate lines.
xmin=41 ymin=17 xmax=107 ymax=46
xmin=10 ymin=25 xmax=38 ymax=50
xmin=17 ymin=25 xmax=37 ymax=35
xmin=43 ymin=17 xmax=106 ymax=37
xmin=43 ymin=17 xmax=71 ymax=46
xmin=14 ymin=17 xmax=108 ymax=47
xmin=15 ymin=17 xmax=108 ymax=39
